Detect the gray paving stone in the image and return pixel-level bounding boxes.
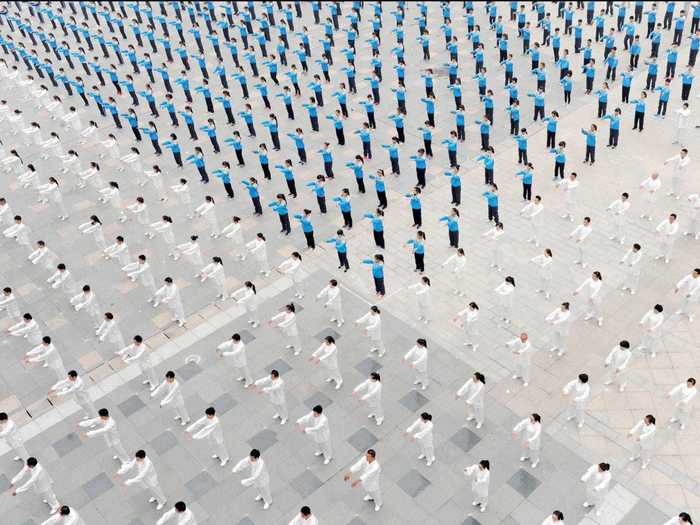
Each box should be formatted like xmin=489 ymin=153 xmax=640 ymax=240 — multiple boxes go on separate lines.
xmin=185 ymin=471 xmax=217 ymax=499
xmin=176 ymin=362 xmax=203 ymax=382
xmin=238 ymin=330 xmax=256 ymax=344
xmin=303 ymin=390 xmax=333 ymax=410
xmin=289 ymin=469 xmax=323 ymax=498
xmin=346 ymin=519 xmax=367 ymax=525
xmin=52 ymin=432 xmax=82 ymax=457
xmin=237 ymin=518 xmax=255 ymax=525
xmin=460 ymin=519 xmax=482 ymax=525
xmin=398 ymin=390 xmax=430 ymax=412
xmin=346 ymin=427 xmax=378 ymax=452
xmin=507 ymin=468 xmax=542 ymax=499
xmin=0 ymin=474 xmax=9 ymax=492
xmin=247 ymin=428 xmax=278 ymax=450
xmin=82 ymin=472 xmax=114 ymax=499
xmin=353 ymin=357 xmax=383 ymax=376
xmin=265 ymin=358 xmax=292 ymax=375
xmin=126 ymin=520 xmax=145 ymax=525
xmin=397 ymin=468 xmax=431 ymax=498
xmin=149 ymin=430 xmax=178 ymax=455
xmin=211 ymin=392 xmax=237 ymax=415
xmin=449 ymin=428 xmax=482 ymax=453
xmin=314 ymin=327 xmax=341 ymax=341
xmin=118 ymin=395 xmax=147 ymax=417
xmin=618 ymin=500 xmax=669 ymax=525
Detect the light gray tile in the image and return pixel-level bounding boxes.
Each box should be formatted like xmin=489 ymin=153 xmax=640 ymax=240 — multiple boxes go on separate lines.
xmin=52 ymin=432 xmax=82 ymax=457
xmin=185 ymin=471 xmax=217 ymax=499
xmin=507 ymin=468 xmax=542 ymax=499
xmin=238 ymin=330 xmax=256 ymax=344
xmin=176 ymin=362 xmax=203 ymax=381
xmin=118 ymin=395 xmax=146 ymax=417
xmin=449 ymin=428 xmax=481 ymax=453
xmin=314 ymin=327 xmax=341 ymax=341
xmin=354 ymin=357 xmax=382 ymax=376
xmin=149 ymin=430 xmax=178 ymax=455
xmin=82 ymin=472 xmax=114 ymax=499
xmin=398 ymin=390 xmax=430 ymax=411
xmin=247 ymin=428 xmax=278 ymax=450
xmin=397 ymin=469 xmax=431 ymax=498
xmin=290 ymin=469 xmax=323 ymax=497
xmin=303 ymin=391 xmax=333 ymax=410
xmin=211 ymin=392 xmax=237 ymax=415
xmin=266 ymin=358 xmax=292 ymax=375
xmin=346 ymin=427 xmax=378 ymax=452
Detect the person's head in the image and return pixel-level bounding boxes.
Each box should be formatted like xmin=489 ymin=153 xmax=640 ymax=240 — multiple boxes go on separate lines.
xmin=474 ymin=372 xmax=485 ymax=384
xmin=300 ymin=506 xmax=312 ymax=518
xmin=644 ymin=414 xmax=656 ymax=426
xmin=250 ymin=449 xmax=261 ymax=461
xmin=205 ymin=406 xmax=216 ymax=418
xmin=312 ymin=405 xmax=323 ymax=417
xmin=370 ymin=372 xmax=381 ymax=382
xmin=135 ymin=449 xmax=146 ymax=462
xmin=519 ymin=332 xmax=528 ymax=343
xmin=324 ymin=336 xmax=334 ymax=346
xmin=592 ymin=271 xmax=602 ymax=281
xmin=578 ymin=373 xmax=589 ymax=384
xmin=479 ymin=459 xmax=490 ymax=471
xmin=687 ymin=378 xmax=697 ymax=388
xmin=98 ymin=408 xmax=109 ymax=420
xmin=174 ymin=502 xmax=187 ymax=513
xmin=551 ymin=511 xmax=564 ymax=522
xmin=365 ymin=449 xmax=376 ymax=462
xmin=270 ymin=369 xmax=279 ymax=379
xmin=165 ymin=371 xmax=175 ymax=382
xmin=531 ymin=413 xmax=541 ymax=424
xmin=598 ymin=462 xmax=610 ymax=472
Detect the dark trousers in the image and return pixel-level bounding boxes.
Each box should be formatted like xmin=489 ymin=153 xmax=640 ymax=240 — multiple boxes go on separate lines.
xmin=585 ymin=145 xmax=596 ymax=164
xmin=377 ymin=190 xmax=387 ymax=209
xmin=416 ymin=168 xmax=426 ymax=187
xmin=522 ymin=183 xmax=532 ymax=201
xmin=338 ymin=251 xmax=349 ymax=270
xmin=484 ymin=169 xmax=494 ymax=185
xmin=414 ymin=253 xmax=425 ymax=272
xmin=518 ymin=149 xmax=528 ymax=165
xmin=451 ymin=186 xmax=461 ymax=205
xmin=317 ymin=196 xmax=327 ymax=214
xmin=223 ymin=182 xmax=234 ymax=198
xmin=342 ymin=211 xmax=353 ymax=228
xmin=448 ymin=230 xmax=459 ymax=248
xmin=633 ymin=111 xmax=645 ymax=131
xmin=356 ymin=178 xmax=366 ymax=194
xmin=554 ymin=161 xmax=565 ymax=179
xmin=622 ymin=86 xmax=630 ymax=103
xmin=608 ymin=129 xmax=619 ymax=147
xmin=279 ymin=214 xmax=291 ymax=235
xmin=304 ymin=231 xmax=315 ymax=249
xmin=547 ymin=131 xmax=556 ymax=149
xmin=374 ymin=277 xmax=385 ymax=296
xmin=646 ymin=74 xmax=657 ymax=90
xmin=488 ymin=205 xmax=499 ymax=223
xmin=373 ymin=230 xmax=385 ymax=249
xmin=286 ymin=179 xmax=297 ymax=197
xmin=412 ymin=208 xmax=422 ymax=227
xmin=197 ymin=166 xmax=209 ymax=183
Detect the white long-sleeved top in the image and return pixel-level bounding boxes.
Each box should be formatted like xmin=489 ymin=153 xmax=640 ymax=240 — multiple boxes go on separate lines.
xmin=232 ymin=456 xmax=270 ymax=488
xmin=154 ymin=283 xmax=183 ymax=309
xmin=96 ymin=319 xmax=122 ymax=343
xmin=156 ymin=508 xmax=197 ymax=525
xmin=629 ymin=420 xmax=656 ymax=449
xmin=124 ymin=457 xmax=160 ymax=487
xmin=546 ymin=307 xmax=571 ymax=329
xmin=581 ymin=464 xmax=612 ymax=492
xmin=495 ymin=282 xmax=515 ymax=296
xmin=406 ymin=418 xmax=434 ymax=447
xmin=317 ymin=284 xmax=342 ymax=308
xmin=408 ymin=282 xmax=432 ymax=308
xmin=521 ymin=200 xmax=544 ymax=219
xmin=288 ymin=513 xmax=319 ymax=525
xmin=668 ymin=383 xmax=697 ymax=408
xmin=78 ymin=416 xmax=122 ymax=446
xmin=9 ymin=318 xmax=42 ymax=341
xmin=271 ymin=311 xmax=298 ymax=336
xmin=620 ymin=248 xmax=643 ymax=269
xmin=116 ymin=342 xmax=151 ymax=368
xmin=558 ymin=177 xmax=579 ymax=200
xmin=404 ymin=344 xmax=428 ymax=372
xmin=541 ymin=515 xmax=565 ymax=525
xmin=605 ymin=346 xmax=632 ymax=370
xmin=456 ymin=379 xmax=485 ymax=407
xmin=186 ymin=415 xmax=224 ymax=443
xmin=665 ymin=154 xmax=691 ymax=173
xmin=217 ymin=339 xmax=248 ymax=368
xmin=563 ymin=379 xmax=591 ymax=405
xmin=531 ymin=253 xmax=553 ymax=270
xmin=640 ymin=310 xmax=664 ymax=332
xmin=350 ymin=456 xmax=381 ymax=492
xmin=356 ymin=311 xmax=382 ymax=339
xmin=506 ymin=338 xmax=532 ymax=356
xmin=640 ymin=175 xmax=662 ymax=194
xmin=151 ymin=379 xmax=185 ymax=407
xmin=656 ymin=219 xmax=680 ymax=237
xmin=442 ymin=252 xmax=467 ymax=274
xmin=353 ymin=379 xmax=382 ymax=408
xmin=0 ymin=418 xmax=24 ymax=449
xmin=11 ymin=462 xmax=53 ymax=493
xmin=513 ymin=418 xmax=542 ymax=450
xmin=40 ymin=507 xmax=86 ymax=525
xmin=677 ymin=273 xmax=700 ymax=297
xmin=575 ymin=278 xmax=602 ymax=300
xmin=26 ymin=342 xmax=63 ymax=369
xmin=312 ymin=342 xmax=339 ymax=370
xmin=607 ymin=198 xmax=631 ymax=216
xmin=222 ymin=221 xmax=244 ymax=242
xmin=279 ymin=257 xmax=302 ymax=282
xmin=464 ymin=464 xmax=490 ymax=497
xmin=246 ymin=238 xmax=268 ymax=260
xmin=296 ymin=412 xmax=331 ymax=443
xmin=254 ymin=376 xmax=286 ymax=405
xmin=570 ymin=223 xmax=592 ymax=242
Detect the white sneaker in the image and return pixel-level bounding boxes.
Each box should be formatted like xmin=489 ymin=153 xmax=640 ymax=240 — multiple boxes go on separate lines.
xmin=149 ymin=497 xmax=157 ymax=503
xmin=363 ymin=495 xmax=373 ymax=502
xmin=263 ymin=502 xmax=271 ymax=510
xmin=323 ymin=457 xmax=331 ymax=465
xmin=156 ymin=501 xmax=166 ymax=511
xmin=255 ymin=495 xmax=263 ymax=502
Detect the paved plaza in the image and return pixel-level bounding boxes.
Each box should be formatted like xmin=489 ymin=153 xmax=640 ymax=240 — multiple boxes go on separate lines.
xmin=0 ymin=2 xmax=699 ymax=524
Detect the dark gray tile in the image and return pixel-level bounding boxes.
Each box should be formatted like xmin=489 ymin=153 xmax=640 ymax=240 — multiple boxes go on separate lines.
xmin=397 ymin=468 xmax=431 ymax=498
xmin=449 ymin=428 xmax=482 ymax=453
xmin=149 ymin=430 xmax=178 ymax=455
xmin=176 ymin=362 xmax=203 ymax=382
xmin=247 ymin=428 xmax=278 ymax=450
xmin=398 ymin=390 xmax=429 ymax=411
xmin=346 ymin=519 xmax=367 ymax=525
xmin=52 ymin=432 xmax=82 ymax=457
xmin=354 ymin=357 xmax=382 ymax=376
xmin=314 ymin=327 xmax=341 ymax=341
xmin=266 ymin=358 xmax=292 ymax=375
xmin=304 ymin=391 xmax=333 ymax=410
xmin=289 ymin=469 xmax=323 ymax=497
xmin=82 ymin=472 xmax=114 ymax=499
xmin=118 ymin=395 xmax=146 ymax=417
xmin=507 ymin=468 xmax=541 ymax=499
xmin=347 ymin=427 xmax=378 ymax=452
xmin=237 ymin=519 xmax=255 ymax=525
xmin=238 ymin=330 xmax=256 ymax=344
xmin=0 ymin=474 xmax=9 ymax=492
xmin=460 ymin=519 xmax=482 ymax=525
xmin=185 ymin=471 xmax=217 ymax=499
xmin=211 ymin=392 xmax=237 ymax=415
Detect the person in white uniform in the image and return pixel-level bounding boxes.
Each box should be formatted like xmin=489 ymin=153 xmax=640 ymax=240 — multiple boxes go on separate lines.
xmin=119 ymin=449 xmax=167 ymax=510
xmin=405 ymin=412 xmax=435 ymax=466
xmin=355 ymin=306 xmax=386 ymax=357
xmin=667 ymin=377 xmax=697 ymax=430
xmin=675 ymin=269 xmax=700 ymax=322
xmin=628 ymin=414 xmax=656 ymax=469
xmin=353 ymin=372 xmax=384 ymax=425
xmin=637 ymin=304 xmax=665 ymax=358
xmin=482 ymin=222 xmax=505 ymax=272
xmin=278 ymin=252 xmax=304 ymax=299
xmin=153 ymin=277 xmax=186 ymax=327
xmin=104 ymin=236 xmax=131 ymax=266
xmin=442 ymin=248 xmax=468 ymax=295
xmin=456 ymin=372 xmax=486 ymax=429
xmin=408 ymin=276 xmax=433 ymax=324
xmin=222 ymin=216 xmax=246 ymax=260
xmin=269 ymin=303 xmax=302 ymax=355
xmin=619 ymin=243 xmax=643 ymax=295
xmin=124 ymin=255 xmax=158 ymax=299
xmin=507 ymin=333 xmax=535 ymax=387
xmin=531 ymin=248 xmax=553 ymax=299
xmin=557 ymin=173 xmax=579 ymax=221
xmin=0 ymin=412 xmax=29 ymax=461
xmin=639 ymin=172 xmax=661 ymax=221
xmin=664 ymin=148 xmax=691 ymax=199
xmin=512 ymin=413 xmax=542 ymax=468
xmin=345 ymin=449 xmax=382 ymax=512
xmin=246 ymin=233 xmax=271 ymax=276
xmin=604 ymin=341 xmax=633 ymax=392
xmin=29 ymin=241 xmax=59 ymax=272
xmin=316 ymin=279 xmax=344 ymax=326
xmin=464 ymin=460 xmax=490 ymax=513
xmin=151 ymin=371 xmax=190 ymax=425
xmin=24 ymin=335 xmax=66 ymax=381
xmin=0 ymin=286 xmax=21 ymax=321
xmin=231 ymin=281 xmax=260 ymax=327
xmin=10 ymin=457 xmax=59 ymax=513
xmin=78 ymin=408 xmax=129 ymax=464
xmin=217 ymin=333 xmax=253 ymax=387
xmin=47 ymin=263 xmax=78 ymax=297
xmin=96 ymin=312 xmax=125 ymax=350
xmin=574 ymin=271 xmax=604 ymax=327
xmin=661 ymin=512 xmax=693 ymax=525
xmin=252 ymin=370 xmax=288 ymax=424
xmin=569 ymin=216 xmax=593 ymax=267
xmin=685 ymin=194 xmax=700 ymax=240
xmin=672 ymin=102 xmax=691 ymax=145
xmin=654 ymin=213 xmax=680 ymax=263
xmin=117 ymin=335 xmax=157 ymax=390
xmin=311 ymin=336 xmax=343 ymax=389
xmin=8 ymin=313 xmax=43 ymax=346
xmin=545 ymin=302 xmax=571 ymax=356
xmin=581 ymin=462 xmax=612 ymax=516
xmin=404 ymin=338 xmax=429 ymax=390
xmin=70 ymin=285 xmax=102 ymax=328
xmin=495 ymin=276 xmax=516 ymax=324
xmin=232 ymin=449 xmax=272 ymax=510
xmin=40 ymin=505 xmax=87 ymax=525
xmin=296 ymin=405 xmax=333 ymax=465
xmin=156 ymin=501 xmax=197 ymax=525
xmin=606 ymin=192 xmax=631 ymax=244
xmin=520 ymin=195 xmax=544 ymax=246
xmin=288 ymin=506 xmax=318 ymax=525
xmin=541 ymin=510 xmax=565 ymax=525
xmin=563 ymin=374 xmax=591 ymax=428
xmin=454 ymin=302 xmax=480 ymax=350
xmin=186 ymin=407 xmax=230 ymax=467
xmin=49 ymin=370 xmax=95 ymax=419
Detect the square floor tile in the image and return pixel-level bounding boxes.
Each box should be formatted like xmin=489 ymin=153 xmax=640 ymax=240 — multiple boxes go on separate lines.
xmin=347 ymin=519 xmax=367 ymax=525
xmin=507 ymin=468 xmax=541 ymax=499
xmin=346 ymin=427 xmax=378 ymax=452
xmin=118 ymin=395 xmax=146 ymax=417
xmin=354 ymin=357 xmax=382 ymax=376
xmin=82 ymin=473 xmax=114 ymax=499
xmin=397 ymin=469 xmax=431 ymax=498
xmin=398 ymin=390 xmax=429 ymax=412
xmin=460 ymin=519 xmax=482 ymax=525
xmin=238 ymin=329 xmax=256 ymax=344
xmin=149 ymin=430 xmax=178 ymax=455
xmin=53 ymin=432 xmax=82 ymax=457
xmin=266 ymin=358 xmax=292 ymax=375
xmin=237 ymin=519 xmax=255 ymax=525
xmin=211 ymin=392 xmax=237 ymax=415
xmin=185 ymin=471 xmax=217 ymax=499
xmin=176 ymin=362 xmax=203 ymax=382
xmin=247 ymin=428 xmax=278 ymax=450
xmin=126 ymin=520 xmax=145 ymax=525
xmin=304 ymin=391 xmax=333 ymax=410
xmin=449 ymin=428 xmax=482 ymax=453
xmin=290 ymin=469 xmax=323 ymax=497
xmin=0 ymin=474 xmax=9 ymax=492
xmin=314 ymin=327 xmax=341 ymax=341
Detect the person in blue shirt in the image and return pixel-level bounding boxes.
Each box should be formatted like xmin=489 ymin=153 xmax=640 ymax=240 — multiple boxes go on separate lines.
xmin=666 ymin=44 xmax=680 ymax=78
xmin=141 ymin=121 xmax=162 ymax=155
xmin=325 ymin=110 xmax=346 ymax=146
xmin=274 ymin=159 xmax=297 ymax=198
xmin=306 ymin=175 xmax=327 ymax=214
xmin=514 ymin=128 xmax=529 ymax=165
xmin=354 ymin=123 xmax=373 ymax=160
xmin=680 ymin=65 xmax=695 ymax=101
xmin=516 ymin=163 xmax=535 ymax=201
xmin=409 ymin=149 xmax=428 ymax=188
xmin=223 ymin=131 xmax=245 ymax=167
xmin=368 ymin=170 xmax=388 ymax=209
xmin=269 ymin=194 xmax=291 ymax=236
xmin=444 ymin=165 xmax=462 ymax=206
xmin=364 ymin=208 xmax=386 ymax=249
xmin=441 ymin=131 xmax=459 ymax=168
xmin=475 ymin=116 xmax=491 ymax=151
xmin=242 ymin=178 xmax=263 ymax=216
xmin=581 ymin=124 xmax=598 ymax=165
xmin=238 ymin=104 xmax=256 ymax=137
xmin=482 ymin=184 xmax=500 ymax=223
xmin=475 ymin=147 xmax=496 ymax=185
xmin=301 ymin=98 xmax=320 ymax=132
xmin=620 ymin=66 xmax=634 ymax=104
xmin=346 ymin=156 xmax=367 ymax=194
xmin=527 ymin=89 xmax=546 ymax=121
xmin=644 ymin=57 xmax=659 ymax=90
xmin=317 ymin=143 xmax=334 ymax=179
xmin=689 ymin=28 xmax=700 ymax=67
xmin=595 ymin=83 xmax=610 ymax=118
xmin=286 ymin=128 xmax=307 ymax=165
xmin=407 ymin=231 xmax=427 ymax=274
xmin=261 ymin=115 xmax=281 ymax=151
xmin=583 ymin=57 xmax=596 ymax=94
xmin=359 ymin=95 xmax=377 ymax=129
xmin=213 ymin=161 xmax=234 ymax=199
xmin=186 ymin=147 xmax=208 ymax=184
xmin=603 ymin=108 xmax=622 ymax=148
xmin=326 ymin=230 xmax=349 ymax=271
xmin=293 ymin=209 xmax=315 ymax=250
xmin=275 ymin=86 xmax=295 ymax=120
xmin=163 ymin=134 xmax=183 ymax=168
xmin=362 ymin=255 xmax=385 ymax=297
xmin=406 ymin=187 xmax=423 ymax=228
xmin=440 ymin=209 xmax=460 ymax=248
xmin=332 ymin=188 xmax=353 ymax=229
xmin=550 ymin=141 xmax=567 ymax=179
xmin=654 ymin=79 xmax=672 ymax=117
xmin=252 ymin=144 xmax=272 ymax=181
xmin=200 ymin=118 xmax=220 ymax=154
